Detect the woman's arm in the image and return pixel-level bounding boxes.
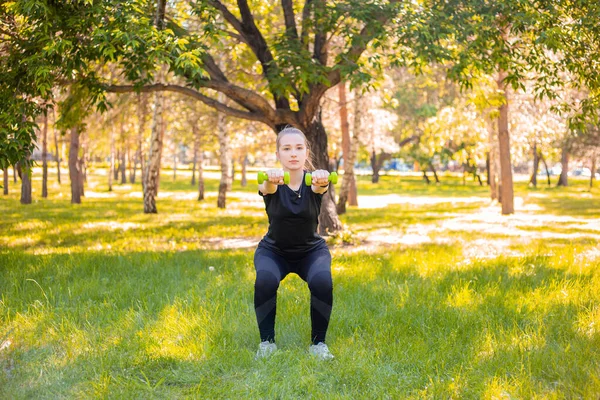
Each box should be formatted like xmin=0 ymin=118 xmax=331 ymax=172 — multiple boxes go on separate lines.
xmin=259 ymin=181 xmax=278 ymax=195
xmin=259 ymin=169 xmax=285 ymax=195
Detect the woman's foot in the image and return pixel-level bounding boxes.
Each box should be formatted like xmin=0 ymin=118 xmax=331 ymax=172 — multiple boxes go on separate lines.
xmin=255 ymin=341 xmax=277 ymax=359
xmin=309 ymin=342 xmax=334 ymax=360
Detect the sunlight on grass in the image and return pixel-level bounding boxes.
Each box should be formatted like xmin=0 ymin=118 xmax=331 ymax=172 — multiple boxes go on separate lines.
xmin=1 ymin=169 xmax=599 ymax=398
xmin=144 ymin=303 xmax=210 ymax=361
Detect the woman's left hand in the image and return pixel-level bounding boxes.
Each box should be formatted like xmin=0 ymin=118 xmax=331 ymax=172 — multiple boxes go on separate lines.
xmin=312 ymin=170 xmax=330 ymax=187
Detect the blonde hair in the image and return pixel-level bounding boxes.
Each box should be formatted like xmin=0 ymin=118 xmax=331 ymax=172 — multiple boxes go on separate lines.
xmin=276 ymin=126 xmax=315 ymax=171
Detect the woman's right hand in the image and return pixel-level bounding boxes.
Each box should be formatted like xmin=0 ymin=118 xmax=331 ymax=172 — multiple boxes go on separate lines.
xmin=266 ymin=169 xmax=286 ymax=185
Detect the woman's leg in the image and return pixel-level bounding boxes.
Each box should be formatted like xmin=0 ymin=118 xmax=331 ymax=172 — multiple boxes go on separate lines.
xmin=297 ymin=248 xmax=333 ymax=344
xmin=253 ymin=248 xmax=288 ymax=343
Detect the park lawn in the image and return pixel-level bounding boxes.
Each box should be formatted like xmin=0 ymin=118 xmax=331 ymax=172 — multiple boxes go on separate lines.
xmin=1 ymin=168 xmax=599 ymax=398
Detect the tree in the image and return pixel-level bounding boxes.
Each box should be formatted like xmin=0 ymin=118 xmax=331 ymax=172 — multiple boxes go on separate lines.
xmin=98 ymin=0 xmax=414 ymax=232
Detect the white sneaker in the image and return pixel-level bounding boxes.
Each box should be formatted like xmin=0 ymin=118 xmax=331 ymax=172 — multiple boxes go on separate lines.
xmin=255 ymin=341 xmax=277 ymax=359
xmin=309 ymin=342 xmax=334 ymax=360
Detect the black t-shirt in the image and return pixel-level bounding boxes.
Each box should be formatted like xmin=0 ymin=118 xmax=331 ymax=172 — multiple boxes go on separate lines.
xmin=258 ymin=172 xmax=326 ymax=255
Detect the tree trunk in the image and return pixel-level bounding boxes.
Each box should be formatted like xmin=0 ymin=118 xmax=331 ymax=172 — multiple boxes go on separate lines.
xmin=3 ymin=168 xmax=7 ymax=195
xmin=423 ymin=170 xmax=430 ymax=184
xmin=348 ymin=89 xmax=361 ymax=206
xmin=229 ymin=159 xmax=234 ymax=191
xmin=557 ymin=145 xmax=569 ymax=187
xmin=53 ymin=110 xmax=61 ymax=185
xmin=13 ymin=164 xmax=17 ymax=183
xmin=42 ymin=112 xmax=48 ymax=198
xmin=19 ymin=159 xmax=32 ymax=204
xmin=539 ymin=152 xmax=551 ymax=186
xmin=192 ymin=127 xmax=198 ymax=186
xmin=78 ymin=134 xmax=86 ymax=197
xmin=134 ymin=93 xmax=147 ymax=185
xmin=529 ymin=142 xmax=538 ymax=187
xmin=485 ymin=152 xmax=490 ymax=186
xmin=128 ymin=140 xmax=134 ymax=184
xmin=144 ymin=90 xmax=164 ymax=213
xmin=336 ymin=81 xmax=358 ymax=214
xmin=69 ymin=127 xmax=82 ymax=204
xmin=590 ymin=157 xmax=596 ymax=189
xmin=120 ymin=134 xmax=127 ymax=185
xmin=430 ymin=163 xmax=440 ymax=183
xmin=142 ymin=0 xmax=167 ymax=213
xmin=198 ymin=137 xmax=205 ymax=201
xmin=475 ymin=173 xmax=483 ymax=186
xmin=217 ymin=98 xmax=230 ymax=209
xmin=488 ymin=112 xmax=500 ymax=201
xmin=114 ymin=149 xmax=120 ymax=181
xmin=109 ymin=127 xmax=115 ymax=191
xmin=241 ymin=155 xmax=248 ymax=187
xmin=304 ymin=111 xmax=343 ymax=235
xmin=173 ymin=140 xmax=177 ymax=182
xmin=497 ymin=70 xmax=514 ymax=214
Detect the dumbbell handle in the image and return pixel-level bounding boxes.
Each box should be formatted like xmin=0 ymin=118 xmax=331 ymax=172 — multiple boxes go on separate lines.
xmin=305 ymin=171 xmax=338 ymax=186
xmin=257 ymin=171 xmax=290 ymax=185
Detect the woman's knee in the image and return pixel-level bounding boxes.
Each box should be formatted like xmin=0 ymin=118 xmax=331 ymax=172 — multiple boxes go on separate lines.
xmin=308 ymin=271 xmax=333 ymax=297
xmin=255 ymin=270 xmax=280 ymax=295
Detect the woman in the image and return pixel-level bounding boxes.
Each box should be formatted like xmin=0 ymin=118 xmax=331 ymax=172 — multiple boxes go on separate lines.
xmin=254 ymin=126 xmax=334 ymax=360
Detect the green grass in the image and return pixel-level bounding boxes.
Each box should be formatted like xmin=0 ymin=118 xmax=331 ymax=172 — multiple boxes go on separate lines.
xmin=1 ymin=168 xmax=599 ymax=398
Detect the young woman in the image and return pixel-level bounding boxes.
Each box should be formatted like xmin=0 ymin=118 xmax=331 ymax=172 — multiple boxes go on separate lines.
xmin=254 ymin=126 xmax=334 ymax=360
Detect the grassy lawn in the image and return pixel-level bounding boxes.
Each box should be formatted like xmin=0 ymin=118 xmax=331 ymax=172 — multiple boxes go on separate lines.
xmin=1 ymin=168 xmax=599 ymax=398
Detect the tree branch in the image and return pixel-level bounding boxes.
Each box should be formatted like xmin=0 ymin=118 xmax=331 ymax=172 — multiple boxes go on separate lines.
xmin=300 ymin=0 xmax=313 ymax=50
xmin=300 ymin=1 xmax=400 ymax=125
xmin=210 ymin=0 xmax=290 ymax=110
xmin=106 ymin=83 xmax=273 ymax=126
xmin=208 ymin=1 xmax=246 ymax=38
xmin=281 ymin=0 xmax=298 ymax=40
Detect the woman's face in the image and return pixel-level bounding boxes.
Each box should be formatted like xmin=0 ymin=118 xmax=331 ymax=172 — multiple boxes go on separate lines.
xmin=277 ymin=133 xmax=308 ymax=171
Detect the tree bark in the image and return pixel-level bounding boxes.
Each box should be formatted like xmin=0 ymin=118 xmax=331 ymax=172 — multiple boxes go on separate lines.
xmin=2 ymin=168 xmax=7 ymax=195
xmin=217 ymin=98 xmax=230 ymax=208
xmin=197 ymin=136 xmax=205 ymax=201
xmin=241 ymin=155 xmax=248 ymax=187
xmin=120 ymin=126 xmax=127 ymax=185
xmin=423 ymin=170 xmax=430 ymax=184
xmin=78 ymin=134 xmax=86 ymax=197
xmin=229 ymin=159 xmax=234 ymax=191
xmin=53 ymin=111 xmax=61 ymax=185
xmin=192 ymin=126 xmax=198 ymax=186
xmin=485 ymin=152 xmax=490 ymax=186
xmin=144 ymin=90 xmax=164 ymax=213
xmin=134 ymin=93 xmax=147 ymax=185
xmin=173 ymin=140 xmax=178 ymax=182
xmin=430 ymin=163 xmax=440 ymax=183
xmin=336 ymin=81 xmax=358 ymax=214
xmin=109 ymin=127 xmax=115 ymax=191
xmin=529 ymin=142 xmax=538 ymax=187
xmin=590 ymin=157 xmax=596 ymax=189
xmin=42 ymin=112 xmax=48 ymax=198
xmin=69 ymin=127 xmax=82 ymax=204
xmin=114 ymin=149 xmax=120 ymax=181
xmin=539 ymin=152 xmax=551 ymax=186
xmin=19 ymin=159 xmax=32 ymax=204
xmin=557 ymin=145 xmax=569 ymax=187
xmin=304 ymin=111 xmax=343 ymax=235
xmin=497 ymin=71 xmax=514 ymax=214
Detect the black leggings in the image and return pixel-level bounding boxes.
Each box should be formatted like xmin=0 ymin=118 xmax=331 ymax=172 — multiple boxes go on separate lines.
xmin=253 ymin=246 xmax=333 ymax=345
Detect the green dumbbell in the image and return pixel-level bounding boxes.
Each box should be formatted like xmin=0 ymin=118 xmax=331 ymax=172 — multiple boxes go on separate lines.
xmin=257 ymin=171 xmax=290 ymax=185
xmin=305 ymin=171 xmax=338 ymax=186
